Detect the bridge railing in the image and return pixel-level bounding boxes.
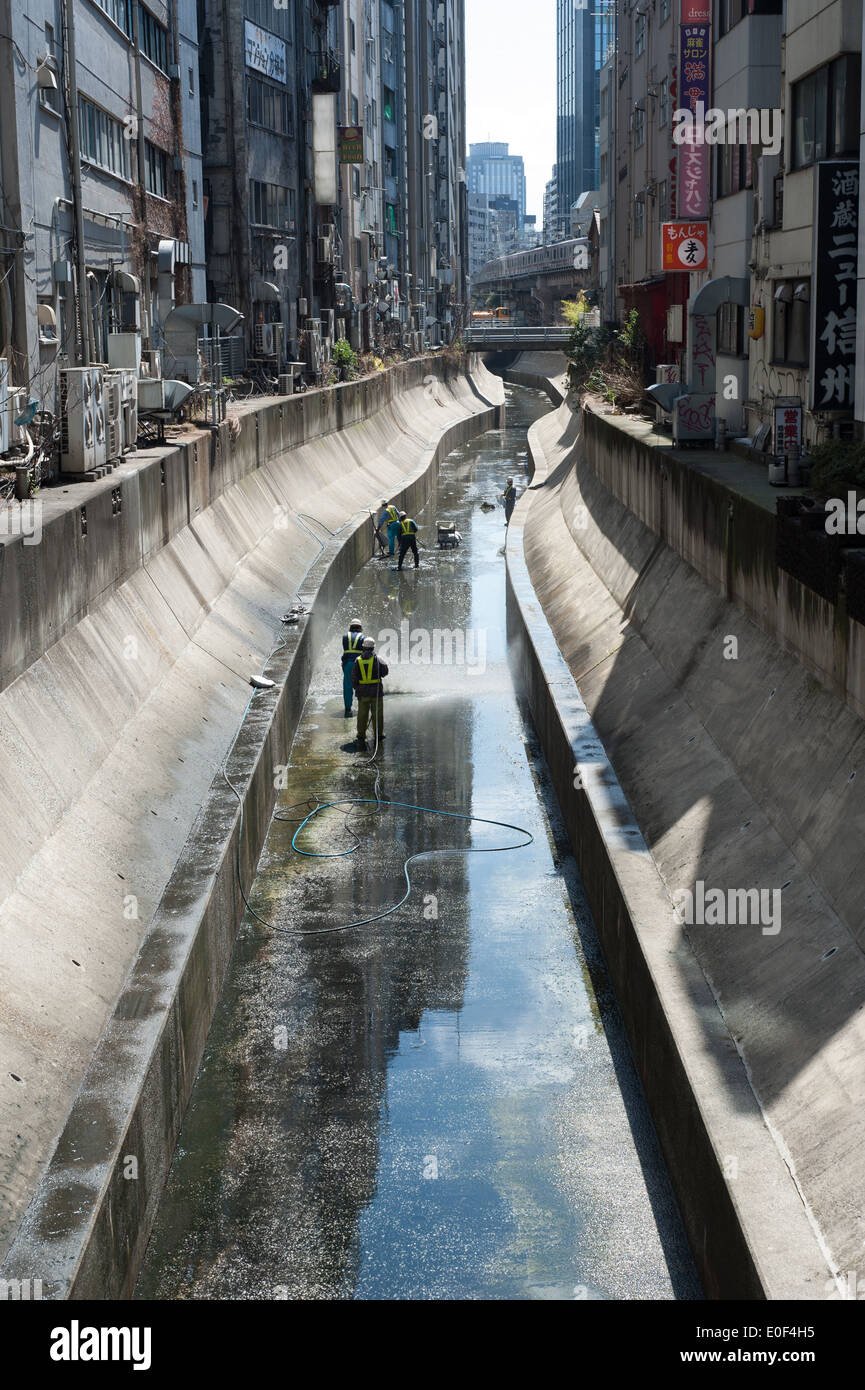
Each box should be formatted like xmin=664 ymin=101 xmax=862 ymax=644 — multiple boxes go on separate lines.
xmin=464 ymin=326 xmax=572 ymax=348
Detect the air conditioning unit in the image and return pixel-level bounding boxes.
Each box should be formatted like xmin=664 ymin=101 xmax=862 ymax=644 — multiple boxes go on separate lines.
xmin=107 ymin=367 xmax=137 ymax=403
xmin=654 ymin=362 xmax=680 ymax=423
xmin=108 ymin=331 xmax=142 ymax=374
xmin=321 ymin=222 xmax=335 ymax=240
xmin=140 ymin=349 xmax=161 ymax=379
xmin=322 ymin=309 xmax=335 ymax=341
xmin=254 ymin=322 xmax=284 ymax=358
xmin=757 ymin=154 xmax=780 ymax=228
xmin=122 ymin=398 xmax=138 ymax=451
xmin=0 ymin=359 xmax=8 ymax=454
xmin=60 ymin=367 xmax=106 ymax=473
xmin=317 ymin=236 xmax=334 ymax=263
xmin=105 ymin=378 xmax=123 ymax=461
xmin=303 ymin=318 xmax=323 ymax=373
xmin=92 ymin=370 xmax=107 ymax=467
xmin=298 ymin=297 xmax=308 ymax=318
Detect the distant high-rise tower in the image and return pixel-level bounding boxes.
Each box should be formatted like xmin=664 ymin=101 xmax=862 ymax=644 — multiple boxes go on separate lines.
xmin=466 ymin=143 xmax=526 ymax=225
xmin=556 ymin=0 xmax=613 ymax=219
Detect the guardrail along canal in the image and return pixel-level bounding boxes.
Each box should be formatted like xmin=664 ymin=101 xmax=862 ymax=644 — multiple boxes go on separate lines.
xmin=135 ymin=384 xmax=700 ymax=1301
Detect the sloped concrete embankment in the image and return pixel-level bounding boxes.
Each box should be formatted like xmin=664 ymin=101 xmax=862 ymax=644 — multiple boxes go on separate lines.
xmin=498 ymin=350 xmax=569 ymax=405
xmin=506 ymin=397 xmax=865 ymax=1299
xmin=0 ymin=356 xmax=504 ymax=1297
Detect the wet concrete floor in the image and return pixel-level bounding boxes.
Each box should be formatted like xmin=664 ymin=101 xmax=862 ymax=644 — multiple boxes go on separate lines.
xmin=135 ymin=384 xmax=701 ymax=1301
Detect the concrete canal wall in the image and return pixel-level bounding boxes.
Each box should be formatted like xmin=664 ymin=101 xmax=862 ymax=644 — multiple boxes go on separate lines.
xmin=505 ymin=389 xmax=865 ymax=1299
xmin=0 ymin=354 xmax=504 ymax=1297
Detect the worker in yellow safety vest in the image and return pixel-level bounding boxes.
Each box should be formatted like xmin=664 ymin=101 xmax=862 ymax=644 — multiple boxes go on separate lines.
xmin=341 ymin=618 xmax=365 ymax=717
xmin=397 ymin=512 xmax=419 ymax=570
xmin=378 ymin=500 xmax=401 ymax=555
xmin=351 ymin=637 xmax=389 ymax=749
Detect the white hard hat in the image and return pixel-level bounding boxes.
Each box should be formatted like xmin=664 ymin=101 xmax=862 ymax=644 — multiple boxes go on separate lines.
xmin=362 ymin=637 xmax=375 ymax=649
xmin=349 ymin=618 xmax=363 ymax=629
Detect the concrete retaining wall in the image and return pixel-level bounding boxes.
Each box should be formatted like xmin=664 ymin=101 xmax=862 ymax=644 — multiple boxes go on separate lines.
xmin=505 ymin=392 xmax=865 ymax=1298
xmin=0 ymin=355 xmax=504 ymax=1296
xmin=581 ymin=406 xmax=865 ymax=720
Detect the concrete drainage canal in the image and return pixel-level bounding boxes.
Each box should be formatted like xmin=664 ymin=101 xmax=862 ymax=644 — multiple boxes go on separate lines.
xmin=134 ymin=384 xmax=701 ymax=1301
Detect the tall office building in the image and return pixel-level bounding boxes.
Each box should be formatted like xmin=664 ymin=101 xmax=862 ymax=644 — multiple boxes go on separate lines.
xmin=556 ymin=0 xmax=613 ymax=219
xmin=337 ymin=0 xmax=467 ymax=352
xmin=466 ymin=143 xmax=526 ymax=225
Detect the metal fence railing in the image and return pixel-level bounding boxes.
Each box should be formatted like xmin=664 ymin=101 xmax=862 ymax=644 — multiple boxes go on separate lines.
xmin=464 ymin=326 xmax=571 ymax=348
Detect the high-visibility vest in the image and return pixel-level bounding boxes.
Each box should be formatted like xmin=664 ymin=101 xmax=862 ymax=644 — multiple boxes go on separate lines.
xmin=345 ymin=631 xmax=363 ymax=653
xmin=356 ymin=655 xmax=377 ymax=685
xmin=400 ymin=517 xmax=415 ymax=536
xmin=386 ymin=505 xmax=399 ymax=523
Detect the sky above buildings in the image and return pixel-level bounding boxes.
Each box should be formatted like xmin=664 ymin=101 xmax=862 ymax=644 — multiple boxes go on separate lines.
xmin=465 ymin=0 xmax=557 ymax=224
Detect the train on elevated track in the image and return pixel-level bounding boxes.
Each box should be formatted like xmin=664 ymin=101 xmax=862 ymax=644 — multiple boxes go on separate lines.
xmin=471 ymin=237 xmax=587 ymax=287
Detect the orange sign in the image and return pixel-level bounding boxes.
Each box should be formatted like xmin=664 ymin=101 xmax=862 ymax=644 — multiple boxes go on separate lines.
xmin=662 ymin=222 xmax=708 ymax=271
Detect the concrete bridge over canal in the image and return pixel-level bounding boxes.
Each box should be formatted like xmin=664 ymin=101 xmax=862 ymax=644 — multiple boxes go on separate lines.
xmin=464 ymin=325 xmax=571 ymax=351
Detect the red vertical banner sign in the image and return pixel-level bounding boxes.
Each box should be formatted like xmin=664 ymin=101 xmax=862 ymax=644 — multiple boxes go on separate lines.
xmin=678 ymin=13 xmax=711 ymax=219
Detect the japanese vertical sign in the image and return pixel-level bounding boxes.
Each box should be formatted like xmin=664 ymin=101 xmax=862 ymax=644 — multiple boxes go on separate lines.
xmin=811 ymin=160 xmax=858 ymax=411
xmin=773 ymin=398 xmax=803 ymax=456
xmin=678 ymin=24 xmax=710 ymax=218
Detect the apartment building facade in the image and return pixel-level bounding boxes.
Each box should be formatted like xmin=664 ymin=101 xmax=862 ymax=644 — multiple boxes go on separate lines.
xmin=335 ymin=0 xmax=467 ymax=352
xmin=0 ymin=0 xmax=204 ymax=402
xmin=599 ymin=0 xmax=864 ymax=448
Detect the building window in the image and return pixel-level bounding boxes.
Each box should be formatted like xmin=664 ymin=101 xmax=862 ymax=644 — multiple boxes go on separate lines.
xmin=658 ymin=77 xmax=668 ymax=127
xmin=386 ymin=203 xmax=397 ymax=233
xmin=772 ymin=281 xmax=810 ymax=366
xmin=718 ymin=302 xmax=744 ymax=355
xmin=792 ymin=56 xmax=860 ymax=169
xmin=718 ymin=0 xmax=745 ymax=35
xmin=383 ymin=86 xmax=395 ymax=123
xmin=350 ymin=19 xmax=356 ymax=52
xmin=192 ymin=179 xmax=199 ymax=209
xmin=188 ymin=66 xmax=195 ymax=96
xmin=657 ymin=179 xmax=667 ymax=221
xmin=139 ymin=5 xmax=169 ymax=72
xmin=247 ymin=76 xmax=293 ymax=135
xmin=600 ymin=152 xmax=608 ymax=185
xmin=659 ymin=0 xmax=671 ymax=22
xmin=92 ymin=0 xmax=132 ymax=35
xmin=634 ymin=106 xmax=645 ymax=148
xmin=249 ymin=179 xmax=294 ymax=228
xmin=600 ymin=87 xmax=607 ymax=120
xmin=385 ymin=145 xmax=397 ymax=178
xmin=78 ymin=96 xmax=131 ymax=179
xmin=634 ymin=199 xmax=645 ymax=237
xmin=351 ymin=94 xmax=359 ymax=125
xmin=716 ymin=141 xmax=749 ymax=198
xmin=352 ymin=167 xmax=360 ymax=197
xmin=635 ymin=12 xmax=646 ymax=57
xmin=144 ymin=140 xmax=170 ymax=197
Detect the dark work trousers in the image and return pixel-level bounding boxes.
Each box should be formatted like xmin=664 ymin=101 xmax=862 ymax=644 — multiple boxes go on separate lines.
xmin=398 ymin=535 xmax=419 ymax=569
